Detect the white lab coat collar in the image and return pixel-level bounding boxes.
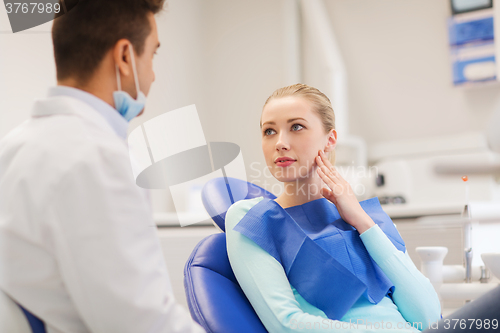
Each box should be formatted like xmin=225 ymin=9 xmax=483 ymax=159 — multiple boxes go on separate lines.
xmin=31 ymin=95 xmax=121 ymax=140
xmin=33 ymin=86 xmax=129 ymax=140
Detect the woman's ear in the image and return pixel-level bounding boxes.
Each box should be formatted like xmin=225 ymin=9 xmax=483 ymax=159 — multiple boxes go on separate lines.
xmin=324 ymin=129 xmax=337 ymax=153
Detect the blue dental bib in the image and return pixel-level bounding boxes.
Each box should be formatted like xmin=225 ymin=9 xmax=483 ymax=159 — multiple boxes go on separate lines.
xmin=233 ymin=197 xmax=406 ymax=320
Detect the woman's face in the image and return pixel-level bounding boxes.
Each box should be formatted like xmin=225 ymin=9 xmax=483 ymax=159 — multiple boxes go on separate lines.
xmin=261 ymin=96 xmax=336 ymax=183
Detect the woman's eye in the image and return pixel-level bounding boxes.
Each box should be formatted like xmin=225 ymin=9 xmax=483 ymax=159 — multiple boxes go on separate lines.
xmin=291 ymin=124 xmax=304 ymax=131
xmin=264 ymin=128 xmax=276 ymax=136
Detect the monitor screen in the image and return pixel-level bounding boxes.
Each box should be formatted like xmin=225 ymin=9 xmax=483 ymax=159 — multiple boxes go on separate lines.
xmin=451 ymin=0 xmax=492 ymax=15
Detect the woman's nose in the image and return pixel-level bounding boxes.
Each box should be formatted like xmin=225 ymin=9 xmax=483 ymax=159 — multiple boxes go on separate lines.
xmin=275 ymin=134 xmax=290 ymax=151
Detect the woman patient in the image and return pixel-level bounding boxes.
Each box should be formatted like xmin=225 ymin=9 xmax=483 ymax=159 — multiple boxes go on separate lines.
xmin=225 ymin=84 xmax=441 ymax=332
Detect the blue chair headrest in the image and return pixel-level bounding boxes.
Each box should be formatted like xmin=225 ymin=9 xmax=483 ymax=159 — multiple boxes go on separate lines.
xmin=201 ymin=177 xmax=276 ymax=232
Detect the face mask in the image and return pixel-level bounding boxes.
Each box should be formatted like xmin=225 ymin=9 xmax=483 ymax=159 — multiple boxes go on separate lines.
xmin=113 ymin=44 xmax=146 ymax=122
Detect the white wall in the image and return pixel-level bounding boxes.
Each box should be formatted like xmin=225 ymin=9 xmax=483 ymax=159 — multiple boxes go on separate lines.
xmin=130 ymin=0 xmax=208 ymax=212
xmin=199 ymin=0 xmax=288 ymax=193
xmin=0 ymin=14 xmax=55 ymax=140
xmin=323 ymin=0 xmax=500 ymax=145
xmin=130 ymin=0 xmax=288 ymax=211
xmin=4 ymin=1 xmax=497 ymax=206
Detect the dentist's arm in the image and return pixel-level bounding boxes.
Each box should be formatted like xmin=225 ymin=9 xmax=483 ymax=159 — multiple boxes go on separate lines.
xmin=50 ymin=144 xmax=203 ymax=333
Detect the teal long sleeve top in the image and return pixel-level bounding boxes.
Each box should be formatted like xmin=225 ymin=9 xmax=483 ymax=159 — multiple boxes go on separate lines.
xmin=225 ymin=197 xmax=441 ymax=333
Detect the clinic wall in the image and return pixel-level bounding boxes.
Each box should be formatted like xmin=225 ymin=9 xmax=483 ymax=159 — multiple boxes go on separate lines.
xmin=0 ymin=17 xmax=56 ymax=140
xmin=128 ymin=0 xmax=288 ymax=211
xmin=3 ymin=0 xmax=500 ymax=204
xmin=190 ymin=0 xmax=500 ymax=198
xmin=0 ymin=0 xmax=288 ymax=211
xmin=128 ymin=0 xmax=208 ymax=213
xmin=322 ymin=0 xmax=500 ymax=145
xmin=200 ymin=0 xmax=287 ymax=193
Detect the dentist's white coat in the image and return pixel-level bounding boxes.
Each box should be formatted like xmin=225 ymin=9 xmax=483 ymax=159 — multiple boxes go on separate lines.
xmin=0 ymin=96 xmax=203 ymax=333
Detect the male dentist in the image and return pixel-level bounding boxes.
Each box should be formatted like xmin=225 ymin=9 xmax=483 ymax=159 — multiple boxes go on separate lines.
xmin=0 ymin=1 xmax=204 ymax=332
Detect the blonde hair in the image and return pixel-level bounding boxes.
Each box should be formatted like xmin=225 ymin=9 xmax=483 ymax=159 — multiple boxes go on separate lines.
xmin=262 ymin=83 xmax=336 ymax=165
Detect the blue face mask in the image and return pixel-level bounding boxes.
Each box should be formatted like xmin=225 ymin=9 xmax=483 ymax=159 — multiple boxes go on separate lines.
xmin=114 ymin=44 xmax=146 ymax=122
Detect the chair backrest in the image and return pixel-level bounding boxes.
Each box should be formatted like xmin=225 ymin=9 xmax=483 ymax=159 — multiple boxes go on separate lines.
xmin=184 ymin=177 xmax=276 ymax=332
xmin=19 ymin=305 xmax=46 ymax=333
xmin=0 ymin=289 xmax=46 ymax=333
xmin=184 ymin=233 xmax=267 ymax=333
xmin=201 ymin=177 xmax=276 ymax=232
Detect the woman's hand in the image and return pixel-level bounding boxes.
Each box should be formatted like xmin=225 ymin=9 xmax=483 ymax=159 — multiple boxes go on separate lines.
xmin=315 ymin=150 xmax=375 ymax=234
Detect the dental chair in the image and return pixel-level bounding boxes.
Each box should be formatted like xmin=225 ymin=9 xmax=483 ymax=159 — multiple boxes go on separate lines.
xmin=184 ymin=177 xmax=276 ymax=333
xmin=0 ymin=289 xmax=46 ymax=333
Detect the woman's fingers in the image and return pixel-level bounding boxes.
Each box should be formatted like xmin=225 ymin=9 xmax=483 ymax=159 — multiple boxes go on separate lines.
xmin=316 ymin=162 xmax=338 ymax=191
xmin=316 ymin=166 xmax=329 ymax=184
xmin=317 ymin=167 xmax=341 ymax=196
xmin=319 ymin=150 xmax=336 ymax=170
xmin=316 ymin=150 xmax=350 ymax=202
xmin=316 ymin=165 xmax=335 ymax=185
xmin=321 ymin=187 xmax=336 ymax=204
xmin=316 ymin=154 xmax=339 ymax=183
xmin=317 ymin=150 xmax=347 ymax=183
xmin=319 ymin=151 xmax=343 ymax=181
xmin=316 ymin=151 xmax=336 ymax=172
xmin=320 ymin=186 xmax=330 ymax=200
xmin=317 ymin=151 xmax=374 ymax=232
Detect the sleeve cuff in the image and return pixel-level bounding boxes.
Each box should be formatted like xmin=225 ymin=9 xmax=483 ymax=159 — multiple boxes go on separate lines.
xmin=359 ymin=224 xmax=400 ymax=263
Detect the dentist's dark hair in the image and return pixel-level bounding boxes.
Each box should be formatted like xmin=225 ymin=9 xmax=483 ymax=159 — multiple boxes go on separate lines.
xmin=52 ymin=0 xmax=165 ymax=84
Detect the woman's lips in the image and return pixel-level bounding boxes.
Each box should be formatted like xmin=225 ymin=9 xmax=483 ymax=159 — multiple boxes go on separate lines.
xmin=276 ymin=160 xmax=296 ymax=167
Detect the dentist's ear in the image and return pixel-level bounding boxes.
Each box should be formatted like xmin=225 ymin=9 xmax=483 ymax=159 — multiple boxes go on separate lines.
xmin=113 ymin=39 xmax=133 ymax=77
xmin=324 ymin=129 xmax=337 ymax=153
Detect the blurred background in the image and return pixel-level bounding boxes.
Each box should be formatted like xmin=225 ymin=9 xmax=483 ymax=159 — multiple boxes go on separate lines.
xmin=2 ymin=0 xmax=500 ymax=313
